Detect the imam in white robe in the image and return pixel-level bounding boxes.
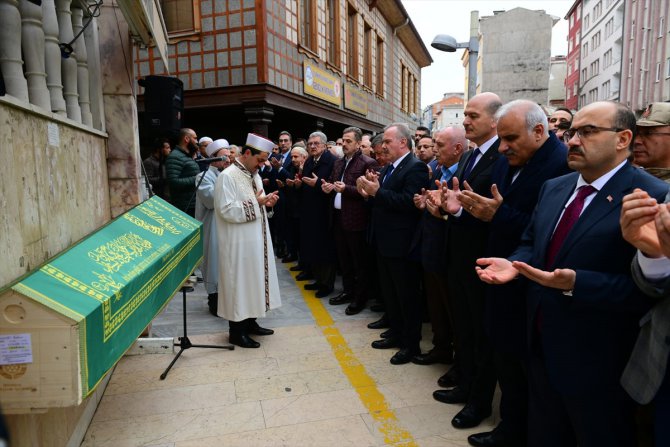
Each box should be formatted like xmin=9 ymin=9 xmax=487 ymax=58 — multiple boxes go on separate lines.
xmin=214 ymin=162 xmax=281 ymax=321
xmin=195 ymin=166 xmax=220 ymax=295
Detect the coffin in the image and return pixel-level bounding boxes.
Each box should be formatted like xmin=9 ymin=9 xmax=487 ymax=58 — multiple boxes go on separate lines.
xmin=0 ymin=197 xmax=202 ymax=412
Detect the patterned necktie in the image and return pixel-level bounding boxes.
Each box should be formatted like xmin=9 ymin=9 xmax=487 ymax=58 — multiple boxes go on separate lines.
xmin=382 ymin=163 xmax=395 ymax=185
xmin=545 ymin=185 xmax=597 ymax=267
xmin=461 ymin=148 xmax=481 ymax=180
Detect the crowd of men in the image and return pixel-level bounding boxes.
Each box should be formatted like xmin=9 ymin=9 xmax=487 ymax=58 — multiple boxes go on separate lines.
xmin=145 ymin=95 xmax=670 ymax=447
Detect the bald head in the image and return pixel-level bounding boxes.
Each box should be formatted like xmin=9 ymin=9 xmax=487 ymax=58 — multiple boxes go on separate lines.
xmin=463 ymin=92 xmax=502 ymax=145
xmin=495 ymin=100 xmax=551 ymax=167
xmin=434 ymin=125 xmax=467 ymax=168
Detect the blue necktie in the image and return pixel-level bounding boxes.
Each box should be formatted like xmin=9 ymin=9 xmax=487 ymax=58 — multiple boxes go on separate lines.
xmin=462 ymin=148 xmax=481 ymax=180
xmin=382 ymin=164 xmax=395 ymax=185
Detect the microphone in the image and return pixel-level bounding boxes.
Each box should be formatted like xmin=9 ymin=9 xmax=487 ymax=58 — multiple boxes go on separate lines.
xmin=196 ymin=156 xmax=228 ymax=163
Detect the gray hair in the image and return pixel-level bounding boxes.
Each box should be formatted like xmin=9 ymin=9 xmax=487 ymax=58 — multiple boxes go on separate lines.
xmin=371 ymin=133 xmax=383 ymax=147
xmin=495 ymin=100 xmax=549 ymax=136
xmin=309 ymin=131 xmax=328 ymax=144
xmin=291 ymin=146 xmax=308 ymax=157
xmin=384 ymin=122 xmax=412 ymax=145
xmin=436 ymin=125 xmax=469 ymax=147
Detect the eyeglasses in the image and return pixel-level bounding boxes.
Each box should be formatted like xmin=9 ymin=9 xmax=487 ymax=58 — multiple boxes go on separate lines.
xmin=562 ymin=125 xmax=624 ymax=143
xmin=307 ymin=142 xmax=322 ymax=147
xmin=636 ymin=129 xmax=670 ymax=138
xmin=279 ymin=139 xmax=290 ymax=142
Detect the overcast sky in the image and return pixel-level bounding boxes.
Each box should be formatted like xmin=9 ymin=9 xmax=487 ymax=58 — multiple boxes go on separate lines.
xmin=402 ymin=0 xmax=574 ymax=108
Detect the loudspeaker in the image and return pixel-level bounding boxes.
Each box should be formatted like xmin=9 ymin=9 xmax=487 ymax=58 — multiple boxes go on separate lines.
xmin=139 ymin=76 xmax=183 ymax=141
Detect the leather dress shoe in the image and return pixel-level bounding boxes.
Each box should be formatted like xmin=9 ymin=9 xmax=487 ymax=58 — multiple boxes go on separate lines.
xmin=229 ymin=333 xmax=260 ymax=348
xmin=451 ymin=404 xmax=492 ymax=429
xmin=380 ymin=329 xmax=395 ymax=339
xmin=296 ymin=272 xmax=313 ymax=281
xmin=390 ymin=348 xmax=420 ymax=365
xmin=438 ymin=367 xmax=459 ymax=388
xmin=304 ymin=282 xmax=321 ymax=290
xmin=433 ymin=386 xmax=468 ymax=404
xmin=370 ymin=303 xmax=385 ymax=312
xmin=281 ymin=255 xmax=297 ymax=263
xmin=371 ymin=338 xmax=399 ymax=349
xmin=345 ymin=302 xmax=365 ymax=315
xmin=468 ymin=426 xmax=518 ymax=447
xmin=329 ymin=292 xmax=352 ymax=305
xmin=290 ymin=265 xmax=304 ymax=272
xmin=315 ymin=287 xmax=334 ymax=298
xmin=412 ymin=349 xmax=453 ymax=365
xmin=367 ymin=316 xmax=390 ymax=329
xmin=249 ymin=324 xmax=274 ymax=336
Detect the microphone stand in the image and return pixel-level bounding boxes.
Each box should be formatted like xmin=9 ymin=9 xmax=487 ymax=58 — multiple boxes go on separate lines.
xmin=160 ymin=160 xmax=234 ymax=380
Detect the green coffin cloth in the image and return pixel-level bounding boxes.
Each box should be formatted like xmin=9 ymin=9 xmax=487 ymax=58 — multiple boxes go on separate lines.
xmin=12 ymin=197 xmax=202 ymax=397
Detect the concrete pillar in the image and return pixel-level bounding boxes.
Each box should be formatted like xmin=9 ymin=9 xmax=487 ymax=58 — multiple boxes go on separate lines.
xmin=244 ymin=105 xmax=274 ymax=137
xmin=41 ymin=0 xmax=67 ymax=115
xmin=72 ymin=7 xmax=92 ymax=126
xmin=0 ymin=0 xmax=29 ymax=101
xmin=84 ymin=15 xmax=104 ymax=131
xmin=19 ymin=0 xmax=51 ymax=110
xmin=55 ymin=0 xmax=82 ymax=122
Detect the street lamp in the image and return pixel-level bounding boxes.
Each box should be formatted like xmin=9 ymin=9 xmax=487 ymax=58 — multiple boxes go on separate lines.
xmin=431 ymin=10 xmax=479 ymax=102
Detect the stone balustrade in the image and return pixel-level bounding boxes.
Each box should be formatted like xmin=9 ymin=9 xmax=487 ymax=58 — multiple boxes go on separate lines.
xmin=0 ymin=0 xmax=104 ymax=130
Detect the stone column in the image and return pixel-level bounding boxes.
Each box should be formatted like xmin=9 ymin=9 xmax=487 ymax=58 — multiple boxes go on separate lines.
xmin=72 ymin=7 xmax=92 ymax=126
xmin=84 ymin=15 xmax=104 ymax=131
xmin=244 ymin=105 xmax=274 ymax=137
xmin=0 ymin=0 xmax=29 ymax=101
xmin=55 ymin=0 xmax=82 ymax=122
xmin=42 ymin=0 xmax=67 ymax=115
xmin=99 ymin=3 xmax=142 ymax=217
xmin=19 ymin=0 xmax=51 ymax=110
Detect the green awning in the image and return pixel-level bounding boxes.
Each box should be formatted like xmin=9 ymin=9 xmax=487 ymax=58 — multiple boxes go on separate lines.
xmin=11 ymin=197 xmax=202 ymax=397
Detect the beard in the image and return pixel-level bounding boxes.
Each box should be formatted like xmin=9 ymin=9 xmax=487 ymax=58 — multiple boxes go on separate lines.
xmin=187 ymin=141 xmax=199 ymax=155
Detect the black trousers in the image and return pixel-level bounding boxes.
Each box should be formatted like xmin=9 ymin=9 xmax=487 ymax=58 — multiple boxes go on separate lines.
xmin=423 ymin=269 xmax=454 ymax=356
xmin=333 ymin=213 xmax=372 ymax=306
xmin=495 ymin=350 xmax=528 ymax=442
xmin=376 ymin=252 xmax=421 ymax=351
xmin=528 ymin=348 xmax=635 ymax=447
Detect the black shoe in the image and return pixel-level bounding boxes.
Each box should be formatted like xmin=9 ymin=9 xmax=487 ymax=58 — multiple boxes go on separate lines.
xmin=438 ymin=367 xmax=459 ymax=388
xmin=433 ymin=386 xmax=468 ymax=404
xmin=390 ymin=348 xmax=420 ymax=365
xmin=370 ymin=303 xmax=385 ymax=312
xmin=367 ymin=316 xmax=390 ymax=329
xmin=329 ymin=292 xmax=352 ymax=305
xmin=412 ymin=349 xmax=453 ymax=365
xmin=197 ymin=276 xmax=204 ymax=283
xmin=296 ymin=272 xmax=314 ymax=281
xmin=249 ymin=325 xmax=274 ymax=336
xmin=452 ymin=404 xmax=492 ymax=429
xmin=371 ymin=338 xmax=399 ymax=349
xmin=281 ymin=255 xmax=298 ymax=263
xmin=229 ymin=332 xmax=260 ymax=348
xmin=304 ymin=282 xmax=321 ymax=290
xmin=468 ymin=426 xmax=517 ymax=447
xmin=345 ymin=302 xmax=365 ymax=315
xmin=315 ymin=287 xmax=334 ymax=298
xmin=380 ymin=329 xmax=395 ymax=339
xmin=290 ymin=265 xmax=304 ymax=272
xmin=207 ymin=293 xmax=218 ymax=317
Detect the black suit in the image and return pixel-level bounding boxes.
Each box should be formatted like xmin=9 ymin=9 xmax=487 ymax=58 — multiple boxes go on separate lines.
xmin=485 ymin=133 xmax=570 ymax=441
xmin=446 ymin=139 xmax=501 ymax=409
xmin=369 ymin=152 xmax=428 ymax=352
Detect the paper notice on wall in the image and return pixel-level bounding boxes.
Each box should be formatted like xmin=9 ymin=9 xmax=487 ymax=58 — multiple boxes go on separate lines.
xmin=0 ymin=333 xmax=33 ymax=365
xmin=47 ymin=122 xmax=60 ymax=147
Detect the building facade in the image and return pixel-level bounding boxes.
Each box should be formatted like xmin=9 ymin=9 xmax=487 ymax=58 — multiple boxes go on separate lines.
xmin=425 ymin=92 xmax=464 ymax=131
xmin=565 ymin=0 xmax=582 ymax=110
xmin=549 ymin=55 xmax=568 ymax=106
xmin=620 ymin=0 xmax=670 ymax=113
xmin=134 ymin=0 xmax=431 ymax=143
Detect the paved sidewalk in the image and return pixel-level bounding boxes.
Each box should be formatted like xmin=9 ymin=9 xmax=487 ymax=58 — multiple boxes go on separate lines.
xmin=81 ymin=261 xmax=497 ymax=446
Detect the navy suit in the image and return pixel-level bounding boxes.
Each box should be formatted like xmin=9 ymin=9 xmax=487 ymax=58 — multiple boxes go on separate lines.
xmin=485 ymin=133 xmax=570 ymax=441
xmin=509 ymin=162 xmax=668 ymax=446
xmin=369 ymin=152 xmax=428 ymax=351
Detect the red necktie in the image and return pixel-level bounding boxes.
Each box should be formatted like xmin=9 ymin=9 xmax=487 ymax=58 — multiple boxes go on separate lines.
xmin=545 ymin=185 xmax=597 ymax=267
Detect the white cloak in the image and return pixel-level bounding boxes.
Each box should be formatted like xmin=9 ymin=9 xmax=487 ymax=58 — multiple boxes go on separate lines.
xmin=213 ymin=162 xmax=281 ymax=321
xmin=195 ymin=167 xmax=220 ymax=295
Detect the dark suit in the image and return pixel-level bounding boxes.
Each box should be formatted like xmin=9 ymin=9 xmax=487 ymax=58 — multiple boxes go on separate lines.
xmin=328 ymin=150 xmax=379 ymax=306
xmin=509 ymin=163 xmax=668 ymax=446
xmin=370 ymin=152 xmax=428 ymax=351
xmin=300 ymin=151 xmax=337 ymax=287
xmin=446 ymin=139 xmax=501 ymax=409
xmin=485 ymin=133 xmax=570 ymax=441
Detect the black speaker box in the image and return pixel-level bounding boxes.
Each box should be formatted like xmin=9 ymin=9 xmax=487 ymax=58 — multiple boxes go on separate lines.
xmin=139 ymin=75 xmax=183 ymax=141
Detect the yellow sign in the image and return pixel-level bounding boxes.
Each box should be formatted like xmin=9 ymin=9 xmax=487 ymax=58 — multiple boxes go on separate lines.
xmin=303 ymin=61 xmax=341 ymax=106
xmin=344 ymin=84 xmax=368 ymax=115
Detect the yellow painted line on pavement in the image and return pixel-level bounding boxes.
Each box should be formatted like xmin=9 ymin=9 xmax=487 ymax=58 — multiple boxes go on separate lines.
xmin=290 ymin=270 xmax=416 ymax=446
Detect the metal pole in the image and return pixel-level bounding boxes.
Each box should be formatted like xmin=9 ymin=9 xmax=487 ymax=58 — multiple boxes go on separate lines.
xmin=467 ymin=10 xmax=479 ymax=101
